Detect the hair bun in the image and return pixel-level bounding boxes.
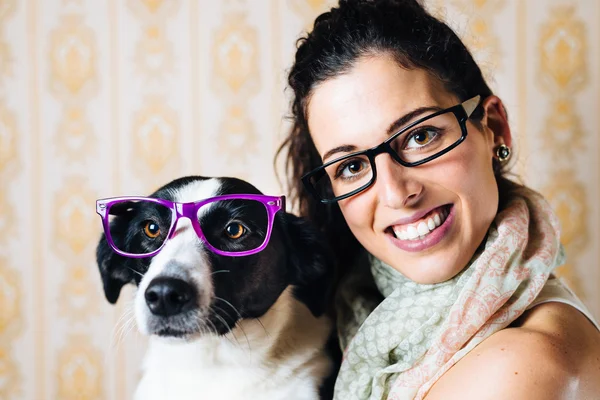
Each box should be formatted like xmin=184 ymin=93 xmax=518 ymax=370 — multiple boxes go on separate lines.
xmin=339 ymin=0 xmax=425 ymax=8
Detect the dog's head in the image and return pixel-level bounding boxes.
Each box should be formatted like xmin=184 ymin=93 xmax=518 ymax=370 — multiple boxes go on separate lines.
xmin=96 ymin=176 xmax=332 ymax=338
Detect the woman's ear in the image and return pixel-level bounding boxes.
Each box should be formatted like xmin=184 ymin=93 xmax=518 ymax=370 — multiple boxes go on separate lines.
xmin=480 ymin=95 xmax=512 ymax=149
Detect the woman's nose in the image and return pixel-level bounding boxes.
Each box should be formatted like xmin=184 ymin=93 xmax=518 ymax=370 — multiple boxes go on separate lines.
xmin=373 ymin=154 xmax=423 ymax=209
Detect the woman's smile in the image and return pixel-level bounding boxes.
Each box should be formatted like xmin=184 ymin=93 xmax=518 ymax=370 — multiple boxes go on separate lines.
xmin=386 ymin=204 xmax=454 ymax=252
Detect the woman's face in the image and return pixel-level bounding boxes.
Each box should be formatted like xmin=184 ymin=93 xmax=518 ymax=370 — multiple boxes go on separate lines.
xmin=306 ymin=55 xmax=508 ymax=284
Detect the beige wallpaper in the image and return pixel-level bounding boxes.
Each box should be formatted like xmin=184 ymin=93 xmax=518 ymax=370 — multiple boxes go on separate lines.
xmin=0 ymin=0 xmax=598 ymax=399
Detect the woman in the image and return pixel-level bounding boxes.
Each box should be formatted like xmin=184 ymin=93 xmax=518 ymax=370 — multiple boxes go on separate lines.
xmin=277 ymin=0 xmax=600 ymax=399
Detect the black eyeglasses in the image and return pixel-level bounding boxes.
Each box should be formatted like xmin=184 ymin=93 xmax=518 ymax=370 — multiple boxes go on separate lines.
xmin=302 ymin=95 xmax=482 ymax=204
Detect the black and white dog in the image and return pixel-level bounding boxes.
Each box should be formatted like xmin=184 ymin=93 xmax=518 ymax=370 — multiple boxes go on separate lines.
xmin=96 ymin=176 xmax=337 ymax=400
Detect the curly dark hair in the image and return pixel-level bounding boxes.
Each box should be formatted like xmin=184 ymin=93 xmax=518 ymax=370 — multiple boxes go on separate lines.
xmin=276 ymin=0 xmax=516 ymax=286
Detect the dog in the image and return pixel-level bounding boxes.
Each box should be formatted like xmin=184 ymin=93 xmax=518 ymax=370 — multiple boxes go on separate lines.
xmin=96 ymin=176 xmax=337 ymax=400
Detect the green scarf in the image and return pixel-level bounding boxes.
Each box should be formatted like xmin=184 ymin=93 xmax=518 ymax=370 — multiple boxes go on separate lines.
xmin=334 ymin=188 xmax=565 ymax=399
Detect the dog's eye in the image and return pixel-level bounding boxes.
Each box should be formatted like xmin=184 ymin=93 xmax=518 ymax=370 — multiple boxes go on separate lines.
xmin=143 ymin=221 xmax=161 ymax=239
xmin=225 ymin=223 xmax=245 ymax=239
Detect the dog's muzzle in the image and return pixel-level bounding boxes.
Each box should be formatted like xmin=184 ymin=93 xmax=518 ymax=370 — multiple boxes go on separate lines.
xmin=145 ymin=277 xmax=198 ymax=317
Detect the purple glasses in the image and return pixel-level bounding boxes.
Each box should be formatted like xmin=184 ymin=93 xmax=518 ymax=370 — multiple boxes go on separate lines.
xmin=96 ymin=194 xmax=285 ymax=258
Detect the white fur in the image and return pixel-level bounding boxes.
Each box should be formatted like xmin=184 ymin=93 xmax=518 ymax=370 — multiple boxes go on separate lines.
xmin=135 ymin=179 xmax=221 ymax=334
xmin=135 ymin=288 xmax=332 ymax=400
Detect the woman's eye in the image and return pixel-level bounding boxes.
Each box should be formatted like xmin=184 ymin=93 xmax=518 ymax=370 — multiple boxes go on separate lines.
xmin=225 ymin=223 xmax=246 ymax=239
xmin=406 ymin=129 xmax=438 ymax=148
xmin=337 ymin=159 xmax=369 ymax=179
xmin=143 ymin=221 xmax=161 ymax=239
xmin=346 ymin=161 xmax=363 ymax=174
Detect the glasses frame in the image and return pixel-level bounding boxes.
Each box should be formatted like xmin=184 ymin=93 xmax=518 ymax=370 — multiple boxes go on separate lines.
xmin=301 ymin=95 xmax=482 ymax=204
xmin=96 ymin=194 xmax=286 ymax=258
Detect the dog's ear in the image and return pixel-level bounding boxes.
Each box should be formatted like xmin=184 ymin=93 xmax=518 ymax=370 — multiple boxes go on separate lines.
xmin=281 ymin=213 xmax=334 ymax=317
xmin=96 ymin=234 xmax=134 ymax=304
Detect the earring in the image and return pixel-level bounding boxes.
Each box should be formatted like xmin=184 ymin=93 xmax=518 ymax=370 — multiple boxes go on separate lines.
xmin=496 ymin=144 xmax=511 ymax=162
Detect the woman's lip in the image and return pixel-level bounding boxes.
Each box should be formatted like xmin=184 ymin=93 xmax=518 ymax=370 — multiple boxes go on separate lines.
xmin=386 ymin=205 xmax=455 ymax=252
xmin=388 ymin=204 xmax=451 ymax=227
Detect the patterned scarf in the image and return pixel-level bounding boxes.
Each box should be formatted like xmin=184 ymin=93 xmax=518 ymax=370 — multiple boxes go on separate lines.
xmin=333 ymin=188 xmax=565 ymax=399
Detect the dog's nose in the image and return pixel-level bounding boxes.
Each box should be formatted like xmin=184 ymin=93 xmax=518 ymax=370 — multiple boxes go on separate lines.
xmin=145 ymin=277 xmax=196 ymax=316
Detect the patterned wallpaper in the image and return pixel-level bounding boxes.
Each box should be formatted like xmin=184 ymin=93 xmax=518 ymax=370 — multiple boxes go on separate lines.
xmin=0 ymin=0 xmax=598 ymax=399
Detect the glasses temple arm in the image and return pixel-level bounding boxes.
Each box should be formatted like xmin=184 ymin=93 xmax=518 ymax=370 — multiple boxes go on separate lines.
xmin=462 ymin=95 xmax=481 ymax=117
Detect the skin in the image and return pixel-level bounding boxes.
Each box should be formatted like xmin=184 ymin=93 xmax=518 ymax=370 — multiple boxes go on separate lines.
xmin=308 ymin=54 xmax=506 ymax=284
xmin=427 ymin=302 xmax=600 ymax=399
xmin=306 ymin=54 xmax=600 ymax=399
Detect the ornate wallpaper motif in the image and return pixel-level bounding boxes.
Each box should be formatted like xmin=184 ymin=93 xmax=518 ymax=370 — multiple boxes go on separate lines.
xmin=49 ymin=14 xmax=97 ymax=160
xmin=2 ymin=1 xmax=599 ymax=399
xmin=48 ymin=1 xmax=104 ymax=398
xmin=0 ymin=103 xmax=18 ymax=176
xmin=0 ymin=0 xmax=22 ymax=399
xmin=537 ymin=5 xmax=588 ymax=295
xmin=0 ymin=258 xmax=20 ymax=339
xmin=54 ymin=177 xmax=101 ymax=320
xmin=211 ymin=4 xmax=259 ymax=181
xmin=132 ymin=95 xmax=180 ymax=177
xmin=56 ymin=335 xmax=104 ymax=400
xmin=0 ymin=1 xmax=16 ymax=81
xmin=0 ymin=169 xmax=15 ymax=241
xmin=290 ymin=0 xmax=335 ymax=25
xmin=0 ymin=258 xmax=21 ymax=399
xmin=451 ymin=0 xmax=506 ymax=78
xmin=128 ymin=0 xmax=181 ymax=189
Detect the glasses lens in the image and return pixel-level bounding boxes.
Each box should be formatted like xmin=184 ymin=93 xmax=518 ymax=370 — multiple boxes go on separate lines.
xmin=309 ymin=154 xmax=373 ymax=201
xmin=107 ymin=199 xmax=173 ymax=256
xmin=391 ymin=111 xmax=463 ymax=164
xmin=198 ymin=199 xmax=269 ymax=254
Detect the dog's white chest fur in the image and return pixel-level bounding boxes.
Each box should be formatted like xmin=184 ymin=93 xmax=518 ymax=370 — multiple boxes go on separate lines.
xmin=134 ymin=288 xmax=332 ymax=400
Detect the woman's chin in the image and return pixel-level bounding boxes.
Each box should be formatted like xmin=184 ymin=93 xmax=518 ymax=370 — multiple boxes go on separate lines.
xmin=383 ymin=253 xmax=464 ymax=285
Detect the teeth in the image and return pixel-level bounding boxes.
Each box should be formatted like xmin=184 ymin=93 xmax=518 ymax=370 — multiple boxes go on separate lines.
xmin=427 ymin=218 xmax=436 ymax=231
xmin=406 ymin=226 xmax=419 ymax=240
xmin=392 ymin=207 xmax=449 ymax=241
xmin=417 ymin=222 xmax=429 ymax=236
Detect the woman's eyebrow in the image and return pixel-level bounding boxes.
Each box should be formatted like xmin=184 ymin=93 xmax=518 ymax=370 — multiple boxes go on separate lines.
xmin=386 ymin=106 xmax=443 ymax=136
xmin=322 ymin=144 xmax=358 ymax=163
xmin=321 ymin=106 xmax=443 ymax=163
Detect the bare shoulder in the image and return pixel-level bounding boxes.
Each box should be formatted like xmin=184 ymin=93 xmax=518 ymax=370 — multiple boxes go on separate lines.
xmin=426 ymin=302 xmax=600 ymax=400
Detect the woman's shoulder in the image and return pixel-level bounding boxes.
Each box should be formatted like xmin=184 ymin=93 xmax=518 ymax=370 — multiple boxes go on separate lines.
xmin=426 ymin=302 xmax=600 ymax=400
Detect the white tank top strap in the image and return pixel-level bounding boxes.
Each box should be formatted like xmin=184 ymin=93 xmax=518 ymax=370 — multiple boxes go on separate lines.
xmin=526 ymin=276 xmax=600 ymax=331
